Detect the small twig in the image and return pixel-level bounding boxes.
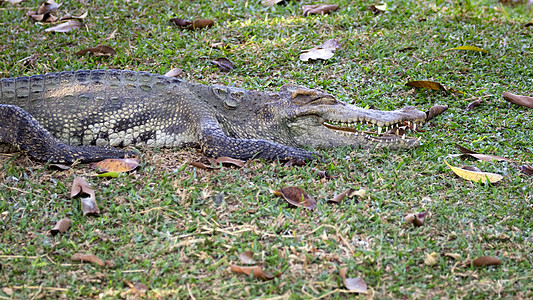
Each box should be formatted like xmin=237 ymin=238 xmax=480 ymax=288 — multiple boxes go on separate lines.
xmin=186 ymin=284 xmax=196 ymax=300
xmin=11 ymin=286 xmax=68 ymax=292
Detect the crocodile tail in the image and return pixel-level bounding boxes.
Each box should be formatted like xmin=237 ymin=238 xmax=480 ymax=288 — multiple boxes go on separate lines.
xmin=0 ymin=104 xmax=134 ymax=163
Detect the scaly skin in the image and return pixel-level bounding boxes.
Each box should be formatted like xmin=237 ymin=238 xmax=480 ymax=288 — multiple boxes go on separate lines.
xmin=0 ymin=69 xmax=427 ymax=163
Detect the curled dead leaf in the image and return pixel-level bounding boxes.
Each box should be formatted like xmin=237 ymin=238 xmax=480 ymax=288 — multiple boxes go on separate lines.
xmin=189 ymin=161 xmax=220 ymax=170
xmin=213 ymin=156 xmax=245 ymax=168
xmin=467 ymin=99 xmax=483 ymax=110
xmin=425 ymin=105 xmax=448 ymax=121
xmin=211 ymin=58 xmax=236 ymax=72
xmin=71 ymin=177 xmax=100 ymax=215
xmin=502 ymin=92 xmax=533 ymax=109
xmin=51 ymin=218 xmax=71 ymax=235
xmin=74 ymin=45 xmax=116 ymax=57
xmin=170 ymin=18 xmax=192 ymax=27
xmin=424 ymin=252 xmax=439 ymax=266
xmin=339 ymin=268 xmax=368 ymax=293
xmin=71 ymin=253 xmax=105 ymax=267
xmin=471 ymin=256 xmax=502 ymax=267
xmin=518 ymin=165 xmax=533 ymax=176
xmin=328 ymin=188 xmax=365 ymax=204
xmin=164 ymin=68 xmax=183 ymax=77
xmin=45 ymin=20 xmax=83 ymax=32
xmin=444 ymin=253 xmax=462 ymax=260
xmin=368 ymin=4 xmax=387 ymax=14
xmin=271 ymin=186 xmax=316 ymax=210
xmin=302 ymin=4 xmax=339 ymax=16
xmin=229 ymin=265 xmax=281 ymax=281
xmin=90 ymin=158 xmax=139 ymax=173
xmin=454 ymin=144 xmax=513 ymax=162
xmin=238 ymin=251 xmax=256 ymax=265
xmin=405 ymin=211 xmax=428 ymax=227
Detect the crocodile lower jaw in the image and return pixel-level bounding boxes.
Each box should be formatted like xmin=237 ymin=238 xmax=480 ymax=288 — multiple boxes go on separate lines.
xmin=322 ymin=120 xmax=421 ymax=142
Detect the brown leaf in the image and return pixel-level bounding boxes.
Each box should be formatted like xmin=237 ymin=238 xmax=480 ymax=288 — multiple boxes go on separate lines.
xmin=518 ymin=165 xmax=533 ymax=176
xmin=51 ymin=218 xmax=71 ymax=235
xmin=27 ymin=11 xmax=58 ymax=22
xmin=48 ymin=163 xmax=70 ymax=170
xmin=211 ymin=58 xmax=236 ymax=72
xmin=405 ymin=211 xmax=428 ymax=227
xmin=425 ymin=104 xmax=448 ymax=121
xmin=328 ymin=188 xmax=356 ymax=204
xmin=71 ymin=177 xmax=94 ymax=198
xmin=238 ymin=251 xmax=256 ymax=265
xmin=502 ymin=92 xmax=533 ymax=109
xmin=71 ymin=177 xmax=100 ymax=215
xmin=271 ymin=186 xmax=316 ymax=210
xmin=37 ymin=0 xmax=60 ymax=15
xmin=164 ymin=68 xmax=183 ymax=77
xmin=444 ymin=253 xmax=462 ymax=260
xmin=59 ymin=11 xmax=88 ymax=20
xmin=74 ymin=45 xmax=116 ymax=57
xmin=471 ymin=256 xmax=502 ymax=267
xmin=45 ymin=20 xmax=83 ymax=32
xmin=339 ymin=268 xmax=368 ymax=293
xmin=90 ymin=158 xmax=139 ymax=173
xmin=302 ymin=4 xmax=339 ymax=16
xmin=283 ymin=158 xmax=306 ymax=167
xmin=125 ymin=280 xmax=148 ymax=294
xmin=71 ymin=253 xmax=105 ymax=267
xmin=229 ymin=265 xmax=281 ymax=281
xmin=466 ymin=99 xmax=483 ymax=110
xmin=405 ymin=80 xmax=446 ymax=91
xmin=214 ymin=156 xmax=246 ymax=167
xmin=455 ymin=144 xmax=513 ymax=162
xmin=170 ymin=18 xmax=192 ymax=27
xmin=192 ymin=19 xmax=214 ymax=29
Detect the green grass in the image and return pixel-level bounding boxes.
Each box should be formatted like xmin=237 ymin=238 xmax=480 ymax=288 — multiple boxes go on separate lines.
xmin=1 ymin=0 xmax=533 ymax=298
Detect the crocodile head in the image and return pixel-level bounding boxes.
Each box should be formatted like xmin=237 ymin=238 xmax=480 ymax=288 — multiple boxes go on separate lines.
xmin=206 ymin=83 xmax=427 ymax=150
xmin=273 ymin=84 xmax=427 ymax=150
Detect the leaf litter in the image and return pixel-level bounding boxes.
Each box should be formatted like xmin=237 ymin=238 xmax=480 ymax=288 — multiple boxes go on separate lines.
xmin=229 ymin=265 xmax=282 ymax=281
xmin=75 ymin=45 xmax=116 ymax=57
xmin=271 ymin=186 xmax=317 ymax=210
xmin=70 ymin=177 xmax=100 ymax=215
xmin=300 ymin=39 xmax=341 ymax=61
xmin=51 ymin=218 xmax=71 ymax=235
xmin=339 ymin=268 xmax=368 ymax=293
xmin=444 ymin=159 xmax=503 ymax=184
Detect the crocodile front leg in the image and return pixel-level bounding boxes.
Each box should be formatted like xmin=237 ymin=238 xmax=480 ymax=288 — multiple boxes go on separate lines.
xmin=199 ymin=126 xmax=319 ymax=161
xmin=0 ymin=104 xmax=133 ymax=163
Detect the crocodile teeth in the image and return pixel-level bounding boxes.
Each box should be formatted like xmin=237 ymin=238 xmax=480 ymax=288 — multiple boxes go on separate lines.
xmin=413 ymin=123 xmax=417 ymax=131
xmin=378 ymin=127 xmax=382 ymax=135
xmin=402 ymin=133 xmax=406 ymax=139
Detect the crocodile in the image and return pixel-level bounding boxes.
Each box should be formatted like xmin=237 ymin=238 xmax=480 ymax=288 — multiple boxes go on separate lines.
xmin=0 ymin=69 xmax=428 ymax=163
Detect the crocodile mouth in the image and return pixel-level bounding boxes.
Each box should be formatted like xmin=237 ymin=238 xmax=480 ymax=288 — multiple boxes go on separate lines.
xmin=322 ymin=120 xmax=423 ymax=142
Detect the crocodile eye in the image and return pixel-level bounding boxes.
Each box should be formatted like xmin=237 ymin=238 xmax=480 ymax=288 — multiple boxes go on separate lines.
xmin=212 ymin=87 xmax=228 ymax=99
xmin=308 ymin=96 xmax=337 ymax=105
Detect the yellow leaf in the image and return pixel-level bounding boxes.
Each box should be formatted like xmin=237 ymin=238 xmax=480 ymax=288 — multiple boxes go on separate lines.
xmin=405 ymin=80 xmax=446 ymax=91
xmin=444 ymin=160 xmax=503 ymax=184
xmin=446 ymin=45 xmax=487 ymax=53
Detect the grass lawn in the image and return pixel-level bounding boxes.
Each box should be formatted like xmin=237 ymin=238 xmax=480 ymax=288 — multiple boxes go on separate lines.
xmin=1 ymin=0 xmax=532 ymax=298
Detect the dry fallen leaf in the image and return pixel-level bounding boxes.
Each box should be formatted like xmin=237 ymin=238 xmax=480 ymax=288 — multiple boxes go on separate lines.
xmin=4 ymin=0 xmax=23 ymax=4
xmin=424 ymin=252 xmax=439 ymax=266
xmin=71 ymin=253 xmax=105 ymax=267
xmin=74 ymin=45 xmax=116 ymax=57
xmin=238 ymin=251 xmax=256 ymax=265
xmin=444 ymin=253 xmax=462 ymax=260
xmin=405 ymin=80 xmax=446 ymax=91
xmin=426 ymin=105 xmax=448 ymax=121
xmin=71 ymin=177 xmax=100 ymax=215
xmin=446 ymin=45 xmax=488 ymax=53
xmin=471 ymin=256 xmax=502 ymax=267
xmin=91 ymin=158 xmax=139 ymax=173
xmin=300 ymin=39 xmax=341 ymax=62
xmin=51 ymin=218 xmax=71 ymax=235
xmin=405 ymin=211 xmax=428 ymax=227
xmin=444 ymin=159 xmax=503 ymax=184
xmin=169 ymin=18 xmax=192 ymax=27
xmin=368 ymin=4 xmax=387 ymax=14
xmin=229 ymin=265 xmax=281 ymax=281
xmin=211 ymin=58 xmax=236 ymax=72
xmin=189 ymin=160 xmax=220 ymax=170
xmin=192 ymin=19 xmax=214 ymax=29
xmin=328 ymin=188 xmax=365 ymax=204
xmin=271 ymin=186 xmax=317 ymax=210
xmin=262 ymin=0 xmax=285 ymax=6
xmin=339 ymin=268 xmax=368 ymax=293
xmin=211 ymin=156 xmax=246 ymax=168
xmin=45 ymin=20 xmax=83 ymax=32
xmin=518 ymin=165 xmax=533 ymax=176
xmin=502 ymin=92 xmax=533 ymax=109
xmin=455 ymin=144 xmax=513 ymax=162
xmin=164 ymin=68 xmax=183 ymax=77
xmin=302 ymin=4 xmax=339 ymax=16
xmin=467 ymin=99 xmax=483 ymax=110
